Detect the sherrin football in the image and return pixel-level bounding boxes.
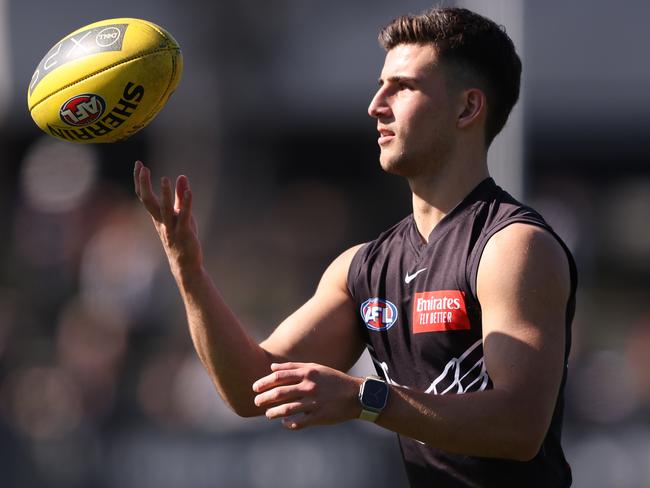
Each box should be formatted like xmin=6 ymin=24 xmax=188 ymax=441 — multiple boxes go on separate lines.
xmin=27 ymin=18 xmax=183 ymax=143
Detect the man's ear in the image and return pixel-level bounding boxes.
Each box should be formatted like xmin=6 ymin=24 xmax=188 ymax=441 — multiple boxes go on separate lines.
xmin=457 ymin=88 xmax=486 ymax=129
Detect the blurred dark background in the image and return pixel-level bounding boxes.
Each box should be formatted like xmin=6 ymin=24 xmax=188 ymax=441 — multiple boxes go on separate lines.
xmin=1 ymin=1 xmax=650 ymax=487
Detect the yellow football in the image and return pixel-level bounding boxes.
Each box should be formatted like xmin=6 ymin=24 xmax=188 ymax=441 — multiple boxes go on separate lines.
xmin=27 ymin=18 xmax=183 ymax=143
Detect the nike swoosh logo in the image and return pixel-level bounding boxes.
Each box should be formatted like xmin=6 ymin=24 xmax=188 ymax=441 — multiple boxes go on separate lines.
xmin=405 ymin=268 xmax=427 ymax=284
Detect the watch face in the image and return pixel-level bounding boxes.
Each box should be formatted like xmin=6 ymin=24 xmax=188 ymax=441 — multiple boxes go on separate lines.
xmin=362 ymin=379 xmax=388 ymax=410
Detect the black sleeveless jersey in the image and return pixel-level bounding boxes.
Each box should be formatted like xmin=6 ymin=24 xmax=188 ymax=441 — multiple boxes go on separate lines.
xmin=347 ymin=178 xmax=576 ymax=488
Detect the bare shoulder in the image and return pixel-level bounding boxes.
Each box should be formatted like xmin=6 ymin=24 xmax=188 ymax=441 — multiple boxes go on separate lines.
xmin=317 ymin=243 xmax=366 ymax=294
xmin=484 ymin=223 xmax=567 ymax=260
xmin=478 ymin=223 xmax=570 ymax=300
xmin=260 ymin=243 xmax=367 ymax=370
xmin=477 ymin=222 xmax=571 ymax=342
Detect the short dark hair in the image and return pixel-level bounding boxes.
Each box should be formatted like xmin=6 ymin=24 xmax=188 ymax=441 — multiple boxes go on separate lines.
xmin=378 ymin=7 xmax=522 ymax=147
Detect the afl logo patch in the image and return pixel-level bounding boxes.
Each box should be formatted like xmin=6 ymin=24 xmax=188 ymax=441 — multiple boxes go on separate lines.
xmin=59 ymin=94 xmax=106 ymax=126
xmin=361 ymin=298 xmax=398 ymax=331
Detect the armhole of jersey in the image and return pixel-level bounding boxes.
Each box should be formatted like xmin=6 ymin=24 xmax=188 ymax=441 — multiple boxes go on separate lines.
xmin=466 ymin=217 xmax=577 ymax=302
xmin=346 ymin=242 xmax=370 ymax=299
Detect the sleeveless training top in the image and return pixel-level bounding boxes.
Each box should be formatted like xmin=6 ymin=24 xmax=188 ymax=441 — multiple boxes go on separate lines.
xmin=347 ymin=178 xmax=576 ymax=488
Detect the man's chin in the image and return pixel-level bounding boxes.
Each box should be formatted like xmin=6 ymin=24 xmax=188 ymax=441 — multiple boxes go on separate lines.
xmin=379 ymin=156 xmax=410 ymax=177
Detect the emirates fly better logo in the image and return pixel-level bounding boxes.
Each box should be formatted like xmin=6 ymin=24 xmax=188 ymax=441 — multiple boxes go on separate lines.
xmin=412 ymin=290 xmax=470 ymax=333
xmin=59 ymin=93 xmax=106 ymax=126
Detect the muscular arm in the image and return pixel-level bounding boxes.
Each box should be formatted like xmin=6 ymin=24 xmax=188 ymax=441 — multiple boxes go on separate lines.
xmin=374 ymin=224 xmax=570 ymax=460
xmin=182 ymin=245 xmax=365 ymax=417
xmin=134 ymin=161 xmax=364 ymax=417
xmin=256 ymin=223 xmax=571 ymax=460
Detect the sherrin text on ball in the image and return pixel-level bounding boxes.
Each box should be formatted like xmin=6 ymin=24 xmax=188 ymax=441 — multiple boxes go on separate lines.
xmin=27 ymin=18 xmax=183 ymax=143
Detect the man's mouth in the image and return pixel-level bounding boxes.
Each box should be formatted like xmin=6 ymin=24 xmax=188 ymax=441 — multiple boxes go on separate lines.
xmin=377 ymin=128 xmax=395 ymax=145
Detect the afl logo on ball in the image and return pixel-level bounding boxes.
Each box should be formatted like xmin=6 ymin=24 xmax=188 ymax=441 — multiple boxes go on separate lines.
xmin=360 ymin=298 xmax=399 ymax=331
xmin=59 ymin=94 xmax=106 ymax=126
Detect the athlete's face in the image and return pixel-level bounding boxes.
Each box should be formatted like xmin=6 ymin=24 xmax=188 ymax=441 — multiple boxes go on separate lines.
xmin=368 ymin=43 xmax=457 ymax=177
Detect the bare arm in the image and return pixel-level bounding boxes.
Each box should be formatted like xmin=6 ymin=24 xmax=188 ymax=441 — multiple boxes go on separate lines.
xmin=373 ymin=224 xmax=569 ymax=459
xmin=255 ymin=223 xmax=570 ymax=460
xmin=134 ymin=161 xmax=364 ymax=416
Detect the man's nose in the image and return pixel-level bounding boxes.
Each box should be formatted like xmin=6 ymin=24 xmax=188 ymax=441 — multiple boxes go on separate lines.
xmin=368 ymin=89 xmax=390 ymax=119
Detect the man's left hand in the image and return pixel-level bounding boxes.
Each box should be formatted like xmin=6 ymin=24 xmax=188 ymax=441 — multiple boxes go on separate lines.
xmin=252 ymin=362 xmax=363 ymax=430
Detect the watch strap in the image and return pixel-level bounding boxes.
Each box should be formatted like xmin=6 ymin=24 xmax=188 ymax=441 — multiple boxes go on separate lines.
xmin=359 ymin=407 xmax=381 ymax=422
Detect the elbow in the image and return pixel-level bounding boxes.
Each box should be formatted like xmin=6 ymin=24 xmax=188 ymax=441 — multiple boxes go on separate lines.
xmin=492 ymin=438 xmax=541 ymax=462
xmin=221 ymin=396 xmax=265 ymax=418
xmin=508 ymin=441 xmax=542 ymax=462
xmin=494 ymin=401 xmax=552 ymax=461
xmin=503 ymin=427 xmax=546 ymax=462
xmin=228 ymin=401 xmax=264 ymax=418
xmin=209 ymin=383 xmax=264 ymax=418
xmin=235 ymin=409 xmax=262 ymax=419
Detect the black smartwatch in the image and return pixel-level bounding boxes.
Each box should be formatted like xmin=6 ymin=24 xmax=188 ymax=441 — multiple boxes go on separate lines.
xmin=358 ymin=375 xmax=389 ymax=422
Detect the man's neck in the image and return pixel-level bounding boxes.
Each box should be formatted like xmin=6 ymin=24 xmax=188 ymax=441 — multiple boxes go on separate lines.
xmin=408 ymin=155 xmax=489 ymax=243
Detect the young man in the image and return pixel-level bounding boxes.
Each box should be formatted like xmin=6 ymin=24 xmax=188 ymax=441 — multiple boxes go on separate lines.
xmin=134 ymin=7 xmax=576 ymax=487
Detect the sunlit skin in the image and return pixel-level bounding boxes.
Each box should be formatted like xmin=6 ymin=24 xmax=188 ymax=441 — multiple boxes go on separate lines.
xmin=133 ymin=41 xmax=570 ymax=461
xmin=368 ymin=43 xmax=489 ymax=240
xmin=368 ymin=43 xmax=458 ymax=179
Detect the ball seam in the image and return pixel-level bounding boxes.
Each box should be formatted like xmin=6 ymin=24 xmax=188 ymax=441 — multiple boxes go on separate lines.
xmin=29 ymin=47 xmax=180 ymax=112
xmin=142 ymin=21 xmax=174 ymax=47
xmin=112 ymin=49 xmax=181 ymax=142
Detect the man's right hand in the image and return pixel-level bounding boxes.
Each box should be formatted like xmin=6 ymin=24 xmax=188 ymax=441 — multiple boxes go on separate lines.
xmin=133 ymin=160 xmax=364 ymax=418
xmin=133 ymin=160 xmax=203 ymax=280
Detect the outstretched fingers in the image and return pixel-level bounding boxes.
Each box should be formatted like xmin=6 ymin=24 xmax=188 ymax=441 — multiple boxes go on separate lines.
xmin=178 ymin=188 xmax=192 ymax=228
xmin=134 ymin=161 xmax=204 ymax=276
xmin=160 ymin=176 xmax=175 ymax=232
xmin=176 ymin=176 xmax=193 ymax=228
xmin=136 ymin=162 xmax=162 ymax=222
xmin=174 ymin=175 xmax=189 ymax=209
xmin=133 ymin=160 xmax=143 ymax=198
